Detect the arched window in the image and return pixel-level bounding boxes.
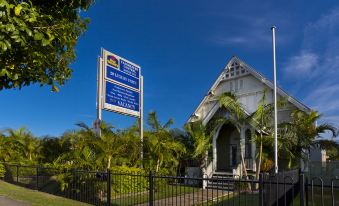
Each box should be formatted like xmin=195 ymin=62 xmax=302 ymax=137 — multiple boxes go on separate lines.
xmin=245 ymin=129 xmax=252 ymax=158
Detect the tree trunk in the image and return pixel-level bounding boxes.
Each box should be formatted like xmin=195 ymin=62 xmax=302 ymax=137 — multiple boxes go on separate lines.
xmin=107 ymin=156 xmax=112 ymax=169
xmin=240 ymin=150 xmax=248 ymax=178
xmin=255 ymin=134 xmax=263 ymax=180
xmin=156 ymin=158 xmax=160 ymax=173
xmin=239 ymin=130 xmax=248 ymax=178
xmin=239 ymin=130 xmax=251 ymax=190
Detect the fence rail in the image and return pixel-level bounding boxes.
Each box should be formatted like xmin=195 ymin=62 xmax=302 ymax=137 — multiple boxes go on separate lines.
xmin=1 ymin=163 xmax=339 ymax=206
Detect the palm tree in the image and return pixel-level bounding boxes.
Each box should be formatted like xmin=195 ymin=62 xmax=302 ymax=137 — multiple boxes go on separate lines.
xmin=218 ymin=92 xmax=250 ymax=179
xmin=39 ymin=136 xmax=65 ymax=164
xmin=57 ymin=129 xmax=96 ymax=169
xmin=247 ymin=92 xmax=274 ymax=179
xmin=4 ymin=127 xmax=40 ymax=163
xmin=279 ymin=110 xmax=338 ymax=168
xmin=145 ymin=111 xmax=186 ymax=173
xmin=76 ymin=122 xmax=127 ymax=169
xmin=0 ymin=134 xmax=15 ymax=162
xmin=184 ymin=120 xmax=215 ymax=170
xmin=119 ymin=123 xmax=142 ymax=167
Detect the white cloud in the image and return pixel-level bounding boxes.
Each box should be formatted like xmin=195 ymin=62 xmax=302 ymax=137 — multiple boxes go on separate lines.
xmin=213 ymin=36 xmax=247 ymax=45
xmin=284 ymin=7 xmax=339 ymax=80
xmin=284 ymin=52 xmax=318 ymax=76
xmin=210 ymin=29 xmax=271 ymax=47
xmin=303 ymin=83 xmax=339 ymax=125
xmin=321 ymin=115 xmax=339 ymax=125
xmin=286 ymin=7 xmax=339 ymax=126
xmin=208 ymin=11 xmax=291 ymax=48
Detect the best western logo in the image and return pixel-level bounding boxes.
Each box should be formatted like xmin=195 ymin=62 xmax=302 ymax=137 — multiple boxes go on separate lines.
xmin=107 ymin=55 xmax=119 ymax=68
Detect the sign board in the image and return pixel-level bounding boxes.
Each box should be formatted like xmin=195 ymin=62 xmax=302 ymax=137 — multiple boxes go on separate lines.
xmin=104 ymin=81 xmax=140 ymax=117
xmin=101 ymin=49 xmax=141 ymax=117
xmin=97 ymin=48 xmax=144 ymax=167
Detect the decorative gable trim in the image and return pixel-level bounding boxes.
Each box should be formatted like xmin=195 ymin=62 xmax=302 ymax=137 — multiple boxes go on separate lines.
xmin=188 ymin=56 xmax=311 ymax=124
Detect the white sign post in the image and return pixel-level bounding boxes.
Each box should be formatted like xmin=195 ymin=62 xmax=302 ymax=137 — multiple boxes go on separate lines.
xmin=97 ymin=48 xmax=144 ymax=167
xmin=95 ymin=56 xmax=104 ymax=136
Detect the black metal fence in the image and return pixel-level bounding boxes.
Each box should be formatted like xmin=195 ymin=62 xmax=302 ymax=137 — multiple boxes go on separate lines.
xmin=2 ymin=164 xmax=339 ymax=206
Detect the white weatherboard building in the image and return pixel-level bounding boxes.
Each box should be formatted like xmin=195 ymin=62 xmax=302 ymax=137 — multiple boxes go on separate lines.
xmin=187 ymin=56 xmax=311 ymax=178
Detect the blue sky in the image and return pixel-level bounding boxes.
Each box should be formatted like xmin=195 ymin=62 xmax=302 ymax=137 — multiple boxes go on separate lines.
xmin=2 ymin=0 xmax=339 ymax=137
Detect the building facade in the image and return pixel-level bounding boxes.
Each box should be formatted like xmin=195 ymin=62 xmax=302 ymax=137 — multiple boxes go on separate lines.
xmin=187 ymin=56 xmax=311 ymax=177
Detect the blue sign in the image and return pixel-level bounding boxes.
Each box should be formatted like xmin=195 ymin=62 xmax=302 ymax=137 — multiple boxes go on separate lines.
xmin=120 ymin=59 xmax=140 ymax=78
xmin=106 ymin=66 xmax=139 ymax=90
xmin=104 ymin=81 xmax=140 ymax=116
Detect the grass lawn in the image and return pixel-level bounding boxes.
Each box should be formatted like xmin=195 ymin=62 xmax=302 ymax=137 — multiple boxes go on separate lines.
xmin=292 ymin=188 xmax=339 ymax=206
xmin=111 ymin=185 xmax=196 ymax=205
xmin=204 ymin=193 xmax=259 ymax=206
xmin=0 ymin=180 xmax=91 ymax=206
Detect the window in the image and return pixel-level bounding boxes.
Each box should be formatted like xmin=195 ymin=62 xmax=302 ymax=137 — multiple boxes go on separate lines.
xmin=230 ymin=81 xmax=233 ymax=91
xmin=239 ymin=79 xmax=243 ymax=90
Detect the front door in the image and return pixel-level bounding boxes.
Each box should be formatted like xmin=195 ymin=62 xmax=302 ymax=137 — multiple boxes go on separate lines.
xmin=231 ymin=145 xmax=237 ymax=166
xmin=216 ymin=133 xmax=229 ymax=171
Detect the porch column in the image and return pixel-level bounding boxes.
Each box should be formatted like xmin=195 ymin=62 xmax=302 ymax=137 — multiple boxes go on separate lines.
xmin=213 ymin=133 xmax=217 ymax=171
xmin=212 ymin=125 xmax=223 ymax=174
xmin=251 ymin=128 xmax=256 ymax=171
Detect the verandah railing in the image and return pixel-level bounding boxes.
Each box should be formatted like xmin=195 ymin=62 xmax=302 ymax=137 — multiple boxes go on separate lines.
xmin=1 ymin=163 xmax=339 ymax=206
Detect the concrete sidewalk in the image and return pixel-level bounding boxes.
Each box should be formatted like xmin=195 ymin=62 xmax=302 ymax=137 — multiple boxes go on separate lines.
xmin=0 ymin=196 xmax=29 ymax=206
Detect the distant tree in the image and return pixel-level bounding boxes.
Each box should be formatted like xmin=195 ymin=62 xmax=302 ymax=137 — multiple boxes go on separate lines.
xmin=0 ymin=0 xmax=93 ymax=91
xmin=144 ymin=111 xmax=186 ymax=173
xmin=326 ymin=144 xmax=339 ymax=160
xmin=39 ymin=136 xmax=65 ymax=164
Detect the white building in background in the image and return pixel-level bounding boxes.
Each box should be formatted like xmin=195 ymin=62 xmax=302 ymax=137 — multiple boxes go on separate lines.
xmin=187 ymin=56 xmax=311 ymax=178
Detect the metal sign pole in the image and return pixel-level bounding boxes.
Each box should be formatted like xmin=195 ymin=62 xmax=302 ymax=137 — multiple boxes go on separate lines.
xmin=140 ymin=76 xmax=144 ymax=168
xmin=271 ymin=26 xmax=278 ymax=174
xmin=96 ymin=56 xmax=103 ymax=136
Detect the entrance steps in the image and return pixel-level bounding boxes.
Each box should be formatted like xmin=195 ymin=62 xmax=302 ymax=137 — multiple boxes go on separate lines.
xmin=206 ymin=172 xmax=235 ymax=191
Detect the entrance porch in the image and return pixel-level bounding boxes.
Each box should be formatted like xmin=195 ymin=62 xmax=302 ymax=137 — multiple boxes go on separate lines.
xmin=206 ymin=123 xmax=256 ymax=178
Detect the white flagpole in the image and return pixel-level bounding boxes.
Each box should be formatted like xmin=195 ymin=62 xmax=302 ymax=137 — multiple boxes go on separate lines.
xmin=271 ymin=26 xmax=278 ymax=174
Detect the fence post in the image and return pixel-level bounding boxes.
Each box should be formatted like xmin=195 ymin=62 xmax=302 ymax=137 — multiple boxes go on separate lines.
xmin=149 ymin=171 xmax=154 ymax=206
xmin=36 ymin=166 xmax=39 ymax=190
xmin=299 ymin=172 xmax=305 ymax=206
xmin=305 ymin=175 xmax=309 ymax=206
xmin=107 ymin=169 xmax=111 ymax=206
xmin=259 ymin=173 xmax=264 ymax=206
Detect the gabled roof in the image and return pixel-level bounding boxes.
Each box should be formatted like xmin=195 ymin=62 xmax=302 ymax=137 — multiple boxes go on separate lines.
xmin=188 ymin=56 xmax=311 ymax=123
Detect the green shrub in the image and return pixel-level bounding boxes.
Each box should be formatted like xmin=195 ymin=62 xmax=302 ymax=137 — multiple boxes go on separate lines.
xmin=0 ymin=163 xmax=5 ymax=178
xmin=110 ymin=166 xmax=148 ymax=194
